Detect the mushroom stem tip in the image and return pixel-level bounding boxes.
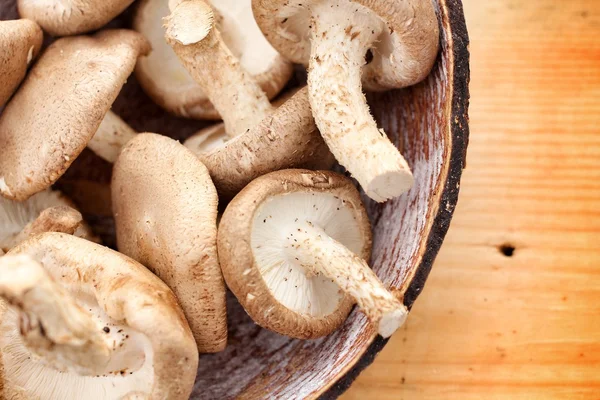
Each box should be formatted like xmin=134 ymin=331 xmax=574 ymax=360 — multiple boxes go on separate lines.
xmin=378 ymin=306 xmax=408 ymax=338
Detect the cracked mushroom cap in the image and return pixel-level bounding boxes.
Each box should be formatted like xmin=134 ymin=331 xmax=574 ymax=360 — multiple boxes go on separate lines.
xmin=17 ymin=0 xmax=136 ymax=36
xmin=0 ymin=19 xmax=42 ymax=107
xmin=188 ymin=87 xmax=335 ymax=200
xmin=0 ymin=233 xmax=198 ymax=399
xmin=133 ymin=0 xmax=293 ymax=119
xmin=252 ymin=0 xmax=440 ymax=91
xmin=113 ymin=133 xmax=227 ymax=353
xmin=219 ymin=169 xmax=374 ymax=338
xmin=0 ymin=189 xmax=97 ymax=253
xmin=0 ymin=30 xmax=150 ymax=201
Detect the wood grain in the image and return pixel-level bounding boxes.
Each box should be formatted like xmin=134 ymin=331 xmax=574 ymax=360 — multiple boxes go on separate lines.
xmin=342 ymin=0 xmax=600 ymax=399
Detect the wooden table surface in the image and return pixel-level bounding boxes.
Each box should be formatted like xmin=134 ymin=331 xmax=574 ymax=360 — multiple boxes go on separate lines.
xmin=343 ymin=0 xmax=600 ymax=398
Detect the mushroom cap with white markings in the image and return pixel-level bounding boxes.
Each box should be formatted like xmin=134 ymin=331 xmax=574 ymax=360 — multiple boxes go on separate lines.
xmin=0 ymin=233 xmax=198 ymax=400
xmin=252 ymin=0 xmax=440 ymax=91
xmin=218 ymin=169 xmax=371 ymax=338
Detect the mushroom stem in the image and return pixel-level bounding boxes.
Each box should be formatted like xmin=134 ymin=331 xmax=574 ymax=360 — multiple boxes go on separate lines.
xmin=12 ymin=206 xmax=83 ymax=248
xmin=0 ymin=255 xmax=112 ymax=375
xmin=285 ymin=222 xmax=407 ymax=338
xmin=307 ymin=1 xmax=414 ymax=202
xmin=87 ymin=111 xmax=137 ymax=163
xmin=165 ymin=0 xmax=274 ymax=137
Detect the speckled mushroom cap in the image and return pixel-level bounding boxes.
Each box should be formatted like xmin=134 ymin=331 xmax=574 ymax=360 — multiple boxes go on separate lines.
xmin=253 ymin=0 xmax=440 ymax=91
xmin=133 ymin=0 xmax=292 ymax=120
xmin=0 ymin=189 xmax=97 ymax=253
xmin=0 ymin=19 xmax=42 ymax=107
xmin=0 ymin=30 xmax=150 ymax=201
xmin=0 ymin=233 xmax=198 ymax=399
xmin=112 ymin=133 xmax=227 ymax=353
xmin=218 ymin=169 xmax=374 ymax=338
xmin=17 ymin=0 xmax=136 ymax=36
xmin=193 ymin=87 xmax=335 ymax=200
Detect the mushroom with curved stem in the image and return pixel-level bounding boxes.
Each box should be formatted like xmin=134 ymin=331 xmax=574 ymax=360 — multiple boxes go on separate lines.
xmin=134 ymin=0 xmax=292 ymax=120
xmin=1 ymin=189 xmax=97 ymax=253
xmin=113 ymin=133 xmax=227 ymax=353
xmin=218 ymin=169 xmax=408 ymax=339
xmin=0 ymin=30 xmax=150 ymax=201
xmin=164 ymin=0 xmax=274 ymax=137
xmin=17 ymin=0 xmax=136 ymax=36
xmin=165 ymin=0 xmax=334 ymax=200
xmin=0 ymin=19 xmax=43 ymax=108
xmin=253 ymin=0 xmax=440 ymax=202
xmin=1 ymin=233 xmax=198 ymax=399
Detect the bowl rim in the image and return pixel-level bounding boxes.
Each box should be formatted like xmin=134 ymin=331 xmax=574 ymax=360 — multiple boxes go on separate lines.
xmin=316 ymin=0 xmax=471 ymax=398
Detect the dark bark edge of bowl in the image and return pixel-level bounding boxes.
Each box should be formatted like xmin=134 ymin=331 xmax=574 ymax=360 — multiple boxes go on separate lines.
xmin=319 ymin=1 xmax=470 ymax=398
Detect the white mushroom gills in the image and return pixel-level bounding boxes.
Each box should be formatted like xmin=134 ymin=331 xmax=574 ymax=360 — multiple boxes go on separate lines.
xmin=12 ymin=205 xmax=82 ymax=247
xmin=306 ymin=0 xmax=414 ymax=202
xmin=0 ymin=255 xmax=154 ymax=399
xmin=0 ymin=255 xmax=113 ymax=375
xmin=164 ymin=0 xmax=274 ymax=137
xmin=0 ymin=189 xmax=93 ymax=253
xmin=88 ymin=110 xmax=137 ymax=163
xmin=251 ymin=191 xmax=407 ymax=337
xmin=287 ymin=222 xmax=406 ymax=337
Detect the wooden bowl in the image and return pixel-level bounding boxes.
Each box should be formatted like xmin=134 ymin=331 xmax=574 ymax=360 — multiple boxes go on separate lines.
xmin=1 ymin=0 xmax=469 ymax=397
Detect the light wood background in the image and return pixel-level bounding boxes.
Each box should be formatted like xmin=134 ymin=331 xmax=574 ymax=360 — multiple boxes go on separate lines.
xmin=343 ymin=0 xmax=600 ymax=398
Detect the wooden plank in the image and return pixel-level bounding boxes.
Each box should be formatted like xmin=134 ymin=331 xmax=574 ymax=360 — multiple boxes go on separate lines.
xmin=342 ymin=0 xmax=600 ymax=398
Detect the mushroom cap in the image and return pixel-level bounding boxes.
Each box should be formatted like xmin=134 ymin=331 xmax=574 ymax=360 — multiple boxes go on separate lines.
xmin=218 ymin=169 xmax=372 ymax=338
xmin=17 ymin=0 xmax=136 ymax=36
xmin=112 ymin=133 xmax=227 ymax=353
xmin=183 ymin=86 xmax=299 ymax=153
xmin=196 ymin=87 xmax=335 ymax=200
xmin=0 ymin=189 xmax=96 ymax=252
xmin=0 ymin=30 xmax=150 ymax=201
xmin=0 ymin=19 xmax=42 ymax=107
xmin=252 ymin=0 xmax=440 ymax=90
xmin=1 ymin=233 xmax=198 ymax=399
xmin=133 ymin=0 xmax=293 ymax=119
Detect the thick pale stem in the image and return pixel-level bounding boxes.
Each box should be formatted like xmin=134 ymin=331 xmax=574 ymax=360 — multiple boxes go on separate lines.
xmin=88 ymin=110 xmax=137 ymax=163
xmin=0 ymin=255 xmax=112 ymax=375
xmin=285 ymin=222 xmax=407 ymax=338
xmin=165 ymin=0 xmax=273 ymax=137
xmin=13 ymin=206 xmax=83 ymax=247
xmin=307 ymin=2 xmax=414 ymax=202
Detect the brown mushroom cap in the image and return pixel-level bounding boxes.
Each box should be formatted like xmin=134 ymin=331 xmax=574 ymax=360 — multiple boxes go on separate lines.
xmin=219 ymin=169 xmax=373 ymax=338
xmin=0 ymin=189 xmax=97 ymax=253
xmin=17 ymin=0 xmax=136 ymax=36
xmin=0 ymin=30 xmax=150 ymax=201
xmin=112 ymin=133 xmax=227 ymax=353
xmin=252 ymin=0 xmax=440 ymax=91
xmin=194 ymin=87 xmax=335 ymax=200
xmin=1 ymin=233 xmax=198 ymax=399
xmin=0 ymin=19 xmax=42 ymax=107
xmin=133 ymin=0 xmax=293 ymax=119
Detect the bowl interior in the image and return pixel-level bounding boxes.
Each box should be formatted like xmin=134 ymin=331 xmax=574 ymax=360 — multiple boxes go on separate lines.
xmin=0 ymin=0 xmax=466 ymax=398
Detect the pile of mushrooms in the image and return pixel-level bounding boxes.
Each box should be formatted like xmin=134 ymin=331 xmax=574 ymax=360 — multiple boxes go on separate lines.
xmin=0 ymin=0 xmax=439 ymax=396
